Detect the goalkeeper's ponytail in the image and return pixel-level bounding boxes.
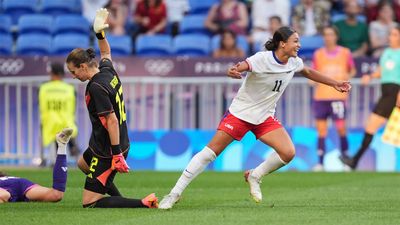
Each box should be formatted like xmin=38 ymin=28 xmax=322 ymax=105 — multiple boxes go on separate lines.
xmin=66 ymin=48 xmax=98 ymax=68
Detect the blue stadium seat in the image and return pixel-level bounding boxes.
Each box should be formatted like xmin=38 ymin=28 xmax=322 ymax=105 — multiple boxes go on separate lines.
xmin=0 ymin=34 xmax=13 ymax=55
xmin=179 ymin=15 xmax=210 ymax=35
xmin=136 ymin=35 xmax=173 ymax=56
xmin=94 ymin=35 xmax=132 ymax=56
xmin=298 ymin=35 xmax=324 ymax=58
xmin=211 ymin=34 xmax=249 ymax=55
xmin=54 ymin=15 xmax=90 ymax=35
xmin=173 ymin=34 xmax=211 ymax=56
xmin=16 ymin=34 xmax=52 ymax=55
xmin=0 ymin=15 xmax=12 ymax=34
xmin=2 ymin=0 xmax=38 ymax=25
xmin=189 ymin=0 xmax=218 ymax=15
xmin=18 ymin=15 xmax=53 ymax=35
xmin=52 ymin=34 xmax=90 ymax=55
xmin=290 ymin=0 xmax=300 ymax=7
xmin=331 ymin=14 xmax=366 ymax=23
xmin=41 ymin=0 xmax=77 ymax=16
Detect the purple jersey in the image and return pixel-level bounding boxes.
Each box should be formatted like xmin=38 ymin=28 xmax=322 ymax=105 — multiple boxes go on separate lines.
xmin=0 ymin=176 xmax=36 ymax=202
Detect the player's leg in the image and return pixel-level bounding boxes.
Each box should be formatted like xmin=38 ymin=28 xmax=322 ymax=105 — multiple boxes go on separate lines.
xmin=0 ymin=188 xmax=11 ymax=203
xmin=25 ymin=185 xmax=64 ymax=202
xmin=25 ymin=128 xmax=73 ymax=202
xmin=82 ymin=156 xmax=157 ymax=208
xmin=245 ymin=118 xmax=294 ymax=203
xmin=315 ymin=119 xmax=328 ymax=171
xmin=159 ymin=112 xmax=247 ymax=209
xmin=335 ymin=119 xmax=349 ymax=156
xmin=341 ymin=112 xmax=387 ymax=169
xmin=78 ymin=150 xmax=121 ymax=196
xmin=159 ymin=130 xmax=233 ymax=209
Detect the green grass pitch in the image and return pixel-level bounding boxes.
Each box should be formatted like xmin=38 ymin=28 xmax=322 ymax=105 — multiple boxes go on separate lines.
xmin=0 ymin=169 xmax=399 ymax=225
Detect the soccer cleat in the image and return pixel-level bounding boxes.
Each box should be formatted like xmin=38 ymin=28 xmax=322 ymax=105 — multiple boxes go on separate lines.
xmin=244 ymin=170 xmax=262 ymax=203
xmin=312 ymin=164 xmax=324 ymax=172
xmin=141 ymin=193 xmax=158 ymax=208
xmin=159 ymin=193 xmax=181 ymax=209
xmin=56 ymin=128 xmax=74 ymax=145
xmin=339 ymin=155 xmax=356 ymax=170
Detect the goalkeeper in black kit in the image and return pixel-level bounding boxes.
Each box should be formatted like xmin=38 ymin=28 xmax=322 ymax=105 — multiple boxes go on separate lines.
xmin=65 ymin=8 xmax=158 ymax=208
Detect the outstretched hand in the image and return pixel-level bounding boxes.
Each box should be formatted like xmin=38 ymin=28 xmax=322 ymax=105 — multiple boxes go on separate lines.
xmin=93 ymin=8 xmax=109 ymax=33
xmin=333 ymin=81 xmax=352 ymax=93
xmin=227 ymin=63 xmax=242 ymax=79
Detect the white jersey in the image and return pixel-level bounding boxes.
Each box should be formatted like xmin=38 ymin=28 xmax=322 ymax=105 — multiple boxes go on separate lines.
xmin=229 ymin=51 xmax=304 ymax=125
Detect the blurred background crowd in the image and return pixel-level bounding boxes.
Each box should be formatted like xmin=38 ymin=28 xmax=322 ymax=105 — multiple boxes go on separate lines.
xmin=0 ymin=0 xmax=398 ymax=59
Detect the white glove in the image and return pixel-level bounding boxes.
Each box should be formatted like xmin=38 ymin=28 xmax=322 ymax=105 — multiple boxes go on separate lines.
xmin=93 ymin=8 xmax=109 ymax=33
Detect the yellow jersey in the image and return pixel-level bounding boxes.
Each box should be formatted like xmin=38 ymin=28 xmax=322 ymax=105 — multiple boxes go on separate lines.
xmin=39 ymin=80 xmax=77 ymax=146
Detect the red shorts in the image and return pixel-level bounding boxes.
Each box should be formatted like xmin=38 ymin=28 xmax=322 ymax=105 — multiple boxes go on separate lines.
xmin=217 ymin=111 xmax=283 ymax=140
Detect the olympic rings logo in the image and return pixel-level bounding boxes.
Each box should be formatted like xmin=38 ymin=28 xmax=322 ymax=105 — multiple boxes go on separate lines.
xmin=0 ymin=58 xmax=25 ymax=75
xmin=144 ymin=59 xmax=174 ymax=76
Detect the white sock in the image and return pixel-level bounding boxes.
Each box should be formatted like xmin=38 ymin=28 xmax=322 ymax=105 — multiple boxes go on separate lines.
xmin=252 ymin=151 xmax=287 ymax=179
xmin=56 ymin=142 xmax=67 ymax=155
xmin=170 ymin=146 xmax=216 ymax=195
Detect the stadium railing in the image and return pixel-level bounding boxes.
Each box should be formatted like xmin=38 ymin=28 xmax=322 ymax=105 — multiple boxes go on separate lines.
xmin=0 ymin=77 xmax=380 ymax=163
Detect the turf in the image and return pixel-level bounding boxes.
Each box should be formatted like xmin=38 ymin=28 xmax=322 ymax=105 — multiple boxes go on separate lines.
xmin=0 ymin=169 xmax=399 ymax=225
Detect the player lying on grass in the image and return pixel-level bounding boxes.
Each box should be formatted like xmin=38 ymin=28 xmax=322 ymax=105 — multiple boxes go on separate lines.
xmin=159 ymin=26 xmax=351 ymax=209
xmin=66 ymin=8 xmax=157 ymax=208
xmin=0 ymin=128 xmax=72 ymax=203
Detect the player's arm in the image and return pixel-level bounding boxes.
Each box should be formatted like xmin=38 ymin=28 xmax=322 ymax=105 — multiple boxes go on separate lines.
xmin=0 ymin=188 xmax=11 ymax=203
xmin=396 ymin=91 xmax=400 ymax=108
xmin=106 ymin=112 xmax=129 ymax=173
xmin=105 ymin=112 xmax=120 ymax=148
xmin=227 ymin=61 xmax=249 ymax=79
xmin=300 ymin=66 xmax=351 ymax=93
xmin=93 ymin=8 xmax=112 ymax=61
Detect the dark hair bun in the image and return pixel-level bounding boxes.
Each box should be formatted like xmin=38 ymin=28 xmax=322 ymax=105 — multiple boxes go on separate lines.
xmin=86 ymin=48 xmax=96 ymax=59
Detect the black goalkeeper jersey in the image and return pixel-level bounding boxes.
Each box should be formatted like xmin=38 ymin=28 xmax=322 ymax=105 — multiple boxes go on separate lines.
xmin=85 ymin=58 xmax=129 ymax=158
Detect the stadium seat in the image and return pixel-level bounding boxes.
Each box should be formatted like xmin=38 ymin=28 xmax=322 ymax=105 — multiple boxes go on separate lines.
xmin=173 ymin=34 xmax=211 ymax=56
xmin=298 ymin=35 xmax=324 ymax=58
xmin=0 ymin=34 xmax=13 ymax=55
xmin=331 ymin=14 xmax=366 ymax=23
xmin=41 ymin=0 xmax=77 ymax=16
xmin=136 ymin=34 xmax=173 ymax=56
xmin=188 ymin=0 xmax=218 ymax=15
xmin=0 ymin=15 xmax=12 ymax=35
xmin=2 ymin=0 xmax=38 ymax=25
xmin=211 ymin=34 xmax=249 ymax=55
xmin=52 ymin=34 xmax=90 ymax=55
xmin=16 ymin=34 xmax=52 ymax=55
xmin=179 ymin=15 xmax=210 ymax=35
xmin=18 ymin=15 xmax=53 ymax=35
xmin=94 ymin=35 xmax=132 ymax=56
xmin=54 ymin=15 xmax=90 ymax=35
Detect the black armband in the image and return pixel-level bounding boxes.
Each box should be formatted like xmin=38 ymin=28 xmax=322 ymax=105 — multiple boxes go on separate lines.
xmin=96 ymin=30 xmax=105 ymax=40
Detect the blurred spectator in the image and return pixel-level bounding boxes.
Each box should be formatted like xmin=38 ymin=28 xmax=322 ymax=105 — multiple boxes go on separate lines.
xmin=204 ymin=0 xmax=248 ymax=35
xmin=292 ymin=0 xmax=330 ymax=36
xmin=251 ymin=15 xmax=282 ymax=49
xmin=334 ymin=0 xmax=369 ymax=57
xmin=104 ymin=0 xmax=129 ymax=35
xmin=369 ymin=1 xmax=397 ymax=58
xmin=365 ymin=0 xmax=381 ymax=23
xmin=165 ymin=0 xmax=189 ymax=36
xmin=311 ymin=26 xmax=356 ymax=171
xmin=82 ymin=0 xmax=109 ymax=22
xmin=212 ymin=30 xmax=245 ymax=58
xmin=251 ymin=0 xmax=290 ymax=40
xmin=39 ymin=62 xmax=79 ymax=167
xmin=134 ymin=0 xmax=167 ymax=35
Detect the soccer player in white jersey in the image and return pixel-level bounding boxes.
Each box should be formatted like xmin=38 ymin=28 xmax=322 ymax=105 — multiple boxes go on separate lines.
xmin=159 ymin=26 xmax=352 ymax=209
